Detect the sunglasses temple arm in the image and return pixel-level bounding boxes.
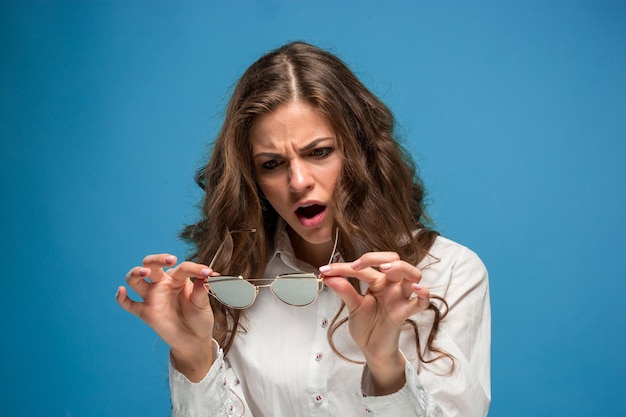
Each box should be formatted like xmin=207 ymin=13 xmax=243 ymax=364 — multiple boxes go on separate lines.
xmin=326 ymin=228 xmax=340 ymax=266
xmin=208 ymin=228 xmax=257 ymax=270
xmin=208 ymin=237 xmax=229 ymax=270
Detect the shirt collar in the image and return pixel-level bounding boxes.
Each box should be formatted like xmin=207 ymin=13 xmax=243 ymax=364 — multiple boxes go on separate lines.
xmin=267 ymin=219 xmax=343 ymax=272
xmin=267 ymin=219 xmax=311 ymax=272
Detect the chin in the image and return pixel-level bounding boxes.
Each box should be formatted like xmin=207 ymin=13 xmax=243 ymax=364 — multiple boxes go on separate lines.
xmin=288 ymin=223 xmax=335 ymax=246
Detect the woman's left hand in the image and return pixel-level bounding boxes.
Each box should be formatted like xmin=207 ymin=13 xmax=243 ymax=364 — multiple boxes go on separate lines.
xmin=320 ymin=252 xmax=430 ymax=394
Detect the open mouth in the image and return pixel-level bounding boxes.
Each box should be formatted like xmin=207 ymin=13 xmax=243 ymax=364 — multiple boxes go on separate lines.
xmin=296 ymin=204 xmax=326 ymax=219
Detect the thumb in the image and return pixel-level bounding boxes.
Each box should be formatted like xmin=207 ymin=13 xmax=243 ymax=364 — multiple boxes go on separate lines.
xmin=323 ymin=276 xmax=362 ymax=313
xmin=189 ymin=278 xmax=212 ymax=309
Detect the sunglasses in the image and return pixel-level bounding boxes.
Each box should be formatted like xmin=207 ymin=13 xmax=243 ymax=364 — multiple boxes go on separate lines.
xmin=203 ymin=228 xmax=339 ymax=309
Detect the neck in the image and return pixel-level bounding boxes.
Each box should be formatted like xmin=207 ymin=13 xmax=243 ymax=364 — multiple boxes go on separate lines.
xmin=287 ymin=228 xmax=335 ymax=268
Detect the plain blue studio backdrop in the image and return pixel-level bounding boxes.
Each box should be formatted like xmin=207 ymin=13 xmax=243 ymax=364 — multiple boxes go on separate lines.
xmin=1 ymin=1 xmax=625 ymax=416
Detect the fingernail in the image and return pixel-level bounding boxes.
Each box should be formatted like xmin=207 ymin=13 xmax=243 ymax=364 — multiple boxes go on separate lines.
xmin=139 ymin=268 xmax=150 ymax=276
xmin=201 ymin=268 xmax=212 ymax=276
xmin=165 ymin=256 xmax=175 ymax=264
xmin=319 ymin=265 xmax=331 ymax=273
xmin=412 ymin=283 xmax=423 ymax=291
xmin=115 ymin=288 xmax=120 ymax=298
xmin=380 ymin=262 xmax=392 ymax=270
xmin=350 ymin=260 xmax=362 ymax=270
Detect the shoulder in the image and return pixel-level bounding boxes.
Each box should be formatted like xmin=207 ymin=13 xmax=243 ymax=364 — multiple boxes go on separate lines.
xmin=418 ymin=235 xmax=489 ymax=292
xmin=424 ymin=235 xmax=486 ymax=269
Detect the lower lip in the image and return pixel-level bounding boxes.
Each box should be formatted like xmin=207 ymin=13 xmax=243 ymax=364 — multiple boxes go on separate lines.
xmin=297 ymin=208 xmax=327 ymax=228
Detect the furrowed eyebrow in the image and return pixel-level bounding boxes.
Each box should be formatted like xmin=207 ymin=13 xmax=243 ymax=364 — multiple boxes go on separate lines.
xmin=300 ymin=137 xmax=335 ymax=152
xmin=252 ymin=137 xmax=335 ymax=159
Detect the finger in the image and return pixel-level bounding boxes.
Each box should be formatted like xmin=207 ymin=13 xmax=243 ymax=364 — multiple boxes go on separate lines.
xmin=379 ymin=260 xmax=423 ymax=285
xmin=350 ymin=252 xmax=400 ymax=271
xmin=115 ymin=286 xmax=143 ymax=317
xmin=322 ymin=276 xmax=363 ymax=313
xmin=409 ymin=283 xmax=431 ymax=313
xmin=402 ymin=282 xmax=417 ymax=298
xmin=142 ymin=253 xmax=178 ymax=268
xmin=320 ymin=262 xmax=383 ymax=285
xmin=125 ymin=266 xmax=151 ymax=298
xmin=167 ymin=261 xmax=212 ymax=284
xmin=189 ymin=277 xmax=212 ymax=309
xmin=142 ymin=254 xmax=178 ymax=283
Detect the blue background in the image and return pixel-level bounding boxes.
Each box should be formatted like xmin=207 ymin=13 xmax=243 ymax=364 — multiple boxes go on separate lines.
xmin=1 ymin=1 xmax=625 ymax=416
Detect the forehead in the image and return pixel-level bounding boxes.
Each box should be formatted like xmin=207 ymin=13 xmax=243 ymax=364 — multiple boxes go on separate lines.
xmin=250 ymin=101 xmax=335 ymax=150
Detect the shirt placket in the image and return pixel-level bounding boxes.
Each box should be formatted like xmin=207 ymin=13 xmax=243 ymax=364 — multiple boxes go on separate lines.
xmin=307 ymin=291 xmax=333 ymax=416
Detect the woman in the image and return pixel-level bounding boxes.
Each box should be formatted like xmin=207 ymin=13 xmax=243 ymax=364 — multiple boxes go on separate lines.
xmin=116 ymin=41 xmax=490 ymax=417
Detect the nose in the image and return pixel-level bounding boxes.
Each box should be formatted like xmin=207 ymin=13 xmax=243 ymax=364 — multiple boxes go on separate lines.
xmin=288 ymin=159 xmax=314 ymax=193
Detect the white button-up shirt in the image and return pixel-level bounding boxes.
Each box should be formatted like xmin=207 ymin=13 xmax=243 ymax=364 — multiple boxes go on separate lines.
xmin=170 ymin=224 xmax=491 ymax=417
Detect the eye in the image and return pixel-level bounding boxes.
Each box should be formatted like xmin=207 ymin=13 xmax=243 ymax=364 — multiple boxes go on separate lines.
xmin=261 ymin=159 xmax=283 ymax=170
xmin=309 ymin=147 xmax=334 ymax=159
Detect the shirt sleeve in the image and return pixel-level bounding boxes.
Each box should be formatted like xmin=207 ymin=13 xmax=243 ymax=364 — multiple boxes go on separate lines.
xmin=360 ymin=355 xmax=444 ymax=417
xmin=169 ymin=340 xmax=250 ymax=417
xmin=361 ymin=244 xmax=491 ymax=417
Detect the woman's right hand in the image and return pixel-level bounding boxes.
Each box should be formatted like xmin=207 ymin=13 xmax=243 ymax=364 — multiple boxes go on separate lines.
xmin=116 ymin=254 xmax=216 ymax=381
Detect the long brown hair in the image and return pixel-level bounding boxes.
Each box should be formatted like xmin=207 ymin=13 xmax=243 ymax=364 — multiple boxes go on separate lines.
xmin=181 ymin=41 xmax=451 ymax=367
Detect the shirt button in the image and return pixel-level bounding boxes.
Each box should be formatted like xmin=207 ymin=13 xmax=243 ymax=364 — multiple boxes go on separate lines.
xmin=313 ymin=394 xmax=324 ymax=404
xmin=320 ymin=318 xmax=329 ymax=328
xmin=364 ymin=408 xmax=374 ymax=414
xmin=315 ymin=352 xmax=324 ymax=361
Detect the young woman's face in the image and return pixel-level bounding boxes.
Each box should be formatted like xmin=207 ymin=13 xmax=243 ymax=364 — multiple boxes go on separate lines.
xmin=251 ymin=100 xmax=343 ymax=251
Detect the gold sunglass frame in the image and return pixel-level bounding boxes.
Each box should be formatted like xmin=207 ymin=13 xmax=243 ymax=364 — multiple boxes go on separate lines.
xmin=203 ymin=228 xmax=339 ymax=309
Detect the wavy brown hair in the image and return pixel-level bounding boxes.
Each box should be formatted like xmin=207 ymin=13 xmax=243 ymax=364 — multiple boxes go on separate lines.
xmin=181 ymin=41 xmax=452 ymax=367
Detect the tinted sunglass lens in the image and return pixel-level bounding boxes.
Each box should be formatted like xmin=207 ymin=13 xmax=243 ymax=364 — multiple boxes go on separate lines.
xmin=271 ymin=274 xmax=320 ymax=306
xmin=208 ymin=277 xmax=256 ymax=309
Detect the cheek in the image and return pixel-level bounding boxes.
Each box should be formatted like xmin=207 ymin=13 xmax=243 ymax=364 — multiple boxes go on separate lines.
xmin=324 ymin=161 xmax=343 ymax=188
xmin=257 ymin=179 xmax=283 ymax=207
